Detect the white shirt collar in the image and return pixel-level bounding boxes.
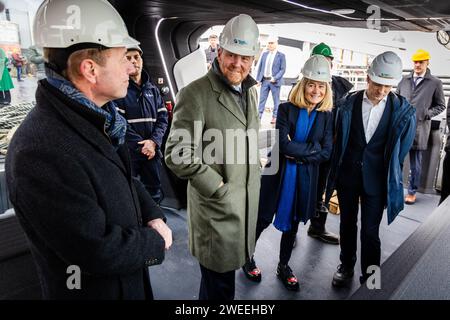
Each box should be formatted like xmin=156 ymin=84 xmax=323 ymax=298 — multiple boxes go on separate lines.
xmin=363 ymin=91 xmax=388 ymax=106
xmin=414 ymin=71 xmax=426 ymax=78
xmin=232 ymin=84 xmax=242 ymax=93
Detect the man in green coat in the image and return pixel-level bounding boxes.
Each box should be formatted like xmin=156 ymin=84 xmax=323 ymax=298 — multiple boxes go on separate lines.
xmin=0 ymin=48 xmax=14 ymax=106
xmin=165 ymin=14 xmax=261 ymax=300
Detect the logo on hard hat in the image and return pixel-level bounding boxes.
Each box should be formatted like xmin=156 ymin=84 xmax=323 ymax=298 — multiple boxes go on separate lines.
xmin=379 ymin=73 xmax=394 ymax=79
xmin=233 ymin=38 xmax=248 ymax=45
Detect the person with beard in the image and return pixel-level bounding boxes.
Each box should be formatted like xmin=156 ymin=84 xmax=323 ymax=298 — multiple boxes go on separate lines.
xmin=115 ymin=45 xmax=168 ymax=204
xmin=165 ymin=14 xmax=261 ymax=300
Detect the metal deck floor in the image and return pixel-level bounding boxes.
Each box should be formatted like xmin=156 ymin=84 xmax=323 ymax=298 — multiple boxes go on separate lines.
xmin=150 ymin=192 xmax=440 ymax=300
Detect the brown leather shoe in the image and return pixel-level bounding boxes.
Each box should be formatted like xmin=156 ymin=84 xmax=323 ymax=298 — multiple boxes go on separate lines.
xmin=405 ymin=194 xmax=416 ymax=205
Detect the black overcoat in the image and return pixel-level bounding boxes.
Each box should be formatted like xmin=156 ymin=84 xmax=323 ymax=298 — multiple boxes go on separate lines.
xmin=259 ymin=102 xmax=333 ymax=225
xmin=6 ymin=80 xmax=166 ymax=299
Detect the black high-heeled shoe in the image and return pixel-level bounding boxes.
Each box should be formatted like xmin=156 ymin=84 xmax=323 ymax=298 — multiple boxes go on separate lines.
xmin=276 ymin=263 xmax=299 ymax=291
xmin=242 ymin=257 xmax=261 ymax=282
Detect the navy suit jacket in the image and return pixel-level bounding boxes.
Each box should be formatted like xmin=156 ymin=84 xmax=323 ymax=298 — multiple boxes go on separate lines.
xmin=256 ymin=51 xmax=286 ymax=87
xmin=259 ymin=102 xmax=333 ymax=223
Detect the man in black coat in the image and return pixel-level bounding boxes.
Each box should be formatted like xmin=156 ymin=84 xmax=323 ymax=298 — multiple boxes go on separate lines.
xmin=5 ymin=0 xmax=172 ymax=300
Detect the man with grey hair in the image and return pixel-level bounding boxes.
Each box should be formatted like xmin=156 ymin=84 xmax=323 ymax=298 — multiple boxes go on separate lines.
xmin=165 ymin=14 xmax=261 ymax=300
xmin=256 ymin=35 xmax=286 ymax=124
xmin=6 ymin=0 xmax=172 ymax=299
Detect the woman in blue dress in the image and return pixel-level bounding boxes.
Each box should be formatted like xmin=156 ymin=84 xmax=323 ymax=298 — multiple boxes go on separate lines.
xmin=242 ymin=55 xmax=334 ymax=291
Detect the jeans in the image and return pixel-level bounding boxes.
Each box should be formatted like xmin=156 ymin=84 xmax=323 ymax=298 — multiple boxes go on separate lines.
xmin=16 ymin=66 xmax=22 ymax=81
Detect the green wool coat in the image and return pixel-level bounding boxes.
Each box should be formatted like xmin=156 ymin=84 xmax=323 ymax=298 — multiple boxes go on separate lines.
xmin=165 ymin=69 xmax=261 ymax=273
xmin=0 ymin=49 xmax=14 ymax=91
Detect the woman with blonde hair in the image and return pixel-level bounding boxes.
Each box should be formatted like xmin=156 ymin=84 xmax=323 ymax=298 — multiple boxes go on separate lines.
xmin=242 ymin=55 xmax=334 ymax=291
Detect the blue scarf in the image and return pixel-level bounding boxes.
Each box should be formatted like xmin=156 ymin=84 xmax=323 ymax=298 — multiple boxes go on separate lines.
xmin=273 ymin=108 xmax=317 ymax=232
xmin=46 ymin=71 xmax=127 ymax=147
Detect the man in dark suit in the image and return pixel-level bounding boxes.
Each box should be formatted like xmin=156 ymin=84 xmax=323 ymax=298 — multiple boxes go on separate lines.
xmin=327 ymin=51 xmax=416 ymax=286
xmin=256 ymin=35 xmax=286 ymax=124
xmin=204 ymin=34 xmax=219 ymax=70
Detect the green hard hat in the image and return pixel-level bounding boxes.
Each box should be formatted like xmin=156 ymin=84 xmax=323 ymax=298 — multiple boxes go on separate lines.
xmin=311 ymin=43 xmax=334 ymax=59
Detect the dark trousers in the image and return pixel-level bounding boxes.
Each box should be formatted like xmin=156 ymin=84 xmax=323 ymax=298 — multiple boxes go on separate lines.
xmin=199 ymin=264 xmax=235 ymax=300
xmin=258 ymin=80 xmax=281 ymax=118
xmin=408 ymin=149 xmax=423 ymax=195
xmin=131 ymin=156 xmax=162 ymax=204
xmin=440 ymin=152 xmax=450 ymax=205
xmin=0 ymin=90 xmax=11 ymax=105
xmin=255 ymin=209 xmax=300 ymax=266
xmin=337 ymin=179 xmax=385 ymax=280
xmin=143 ymin=269 xmax=154 ymax=300
xmin=279 ymin=221 xmax=300 ymax=265
xmin=310 ymin=158 xmax=332 ymax=231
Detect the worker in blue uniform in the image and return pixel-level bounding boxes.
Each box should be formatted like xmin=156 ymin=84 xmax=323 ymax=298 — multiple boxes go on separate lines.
xmin=115 ymin=45 xmax=168 ymax=204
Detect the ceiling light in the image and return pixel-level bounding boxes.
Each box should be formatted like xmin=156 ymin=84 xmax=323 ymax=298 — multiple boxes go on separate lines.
xmin=331 ymin=9 xmax=355 ymax=15
xmin=282 ymin=0 xmax=361 ymax=20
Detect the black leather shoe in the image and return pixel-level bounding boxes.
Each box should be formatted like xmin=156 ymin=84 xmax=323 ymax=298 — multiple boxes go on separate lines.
xmin=276 ymin=263 xmax=299 ymax=291
xmin=308 ymin=226 xmax=340 ymax=245
xmin=332 ymin=264 xmax=354 ymax=287
xmin=242 ymin=257 xmax=261 ymax=282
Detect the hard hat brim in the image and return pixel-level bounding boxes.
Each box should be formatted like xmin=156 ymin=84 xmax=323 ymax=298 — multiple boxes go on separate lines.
xmin=36 ymin=35 xmax=140 ymax=49
xmin=303 ymin=75 xmax=332 ymax=82
xmin=368 ymin=73 xmax=400 ymax=86
xmin=111 ymin=36 xmax=140 ymax=49
xmin=221 ymin=43 xmax=258 ymax=57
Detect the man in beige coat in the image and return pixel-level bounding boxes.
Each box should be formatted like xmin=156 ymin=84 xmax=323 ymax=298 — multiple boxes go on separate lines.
xmin=165 ymin=14 xmax=261 ymax=300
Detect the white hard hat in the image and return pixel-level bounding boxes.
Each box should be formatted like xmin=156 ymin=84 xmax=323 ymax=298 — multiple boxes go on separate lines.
xmin=367 ymin=51 xmax=403 ymax=86
xmin=267 ymin=35 xmax=279 ymax=43
xmin=301 ymin=55 xmax=332 ymax=82
xmin=33 ymin=0 xmax=139 ymax=49
xmin=219 ymin=14 xmax=260 ymax=56
xmin=127 ymin=44 xmax=143 ymax=55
